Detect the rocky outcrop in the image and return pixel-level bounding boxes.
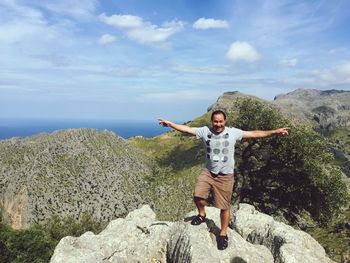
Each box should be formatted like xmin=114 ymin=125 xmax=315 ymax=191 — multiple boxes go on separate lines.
xmin=50 ymin=204 xmax=334 ymax=263
xmin=0 ymin=129 xmax=156 ymax=228
xmin=234 ymin=204 xmax=334 ymax=263
xmin=207 ymin=91 xmax=270 ymax=113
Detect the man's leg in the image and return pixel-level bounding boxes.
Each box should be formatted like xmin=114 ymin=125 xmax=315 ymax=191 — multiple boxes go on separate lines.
xmin=190 ymin=196 xmax=207 ymax=225
xmin=193 ymin=169 xmax=212 ymax=219
xmin=219 ymin=208 xmax=230 ymax=236
xmin=194 ymin=196 xmax=206 ymax=217
xmin=212 ymin=174 xmax=234 ymax=250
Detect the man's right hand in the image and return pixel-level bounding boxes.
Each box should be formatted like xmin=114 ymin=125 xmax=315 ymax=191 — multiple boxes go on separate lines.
xmin=158 ymin=118 xmax=172 ymax=127
xmin=158 ymin=118 xmax=196 ymax=136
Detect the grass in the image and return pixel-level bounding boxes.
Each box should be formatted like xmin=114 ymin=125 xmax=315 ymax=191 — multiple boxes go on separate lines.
xmin=129 ymin=129 xmax=205 ymax=221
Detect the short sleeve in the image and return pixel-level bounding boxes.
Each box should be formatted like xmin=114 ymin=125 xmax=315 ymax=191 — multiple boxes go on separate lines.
xmin=195 ymin=127 xmax=207 ymax=139
xmin=230 ymin=127 xmax=244 ymax=141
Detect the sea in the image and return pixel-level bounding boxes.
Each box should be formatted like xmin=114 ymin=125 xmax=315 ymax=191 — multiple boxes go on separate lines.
xmin=0 ymin=118 xmax=173 ymax=140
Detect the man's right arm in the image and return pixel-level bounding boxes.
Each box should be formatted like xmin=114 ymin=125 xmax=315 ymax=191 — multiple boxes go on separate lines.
xmin=158 ymin=118 xmax=196 ymax=136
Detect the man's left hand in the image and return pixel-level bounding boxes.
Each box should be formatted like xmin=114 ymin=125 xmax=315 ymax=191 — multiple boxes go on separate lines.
xmin=273 ymin=128 xmax=289 ymax=136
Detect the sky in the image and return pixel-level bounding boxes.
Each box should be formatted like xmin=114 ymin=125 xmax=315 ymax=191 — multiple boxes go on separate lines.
xmin=0 ymin=0 xmax=350 ymax=122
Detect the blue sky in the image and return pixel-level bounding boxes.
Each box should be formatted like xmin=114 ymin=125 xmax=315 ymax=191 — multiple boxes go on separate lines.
xmin=1 ymin=0 xmax=349 ymax=121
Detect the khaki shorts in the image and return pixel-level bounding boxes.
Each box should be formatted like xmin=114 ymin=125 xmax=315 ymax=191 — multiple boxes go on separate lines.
xmin=194 ymin=169 xmax=234 ymax=210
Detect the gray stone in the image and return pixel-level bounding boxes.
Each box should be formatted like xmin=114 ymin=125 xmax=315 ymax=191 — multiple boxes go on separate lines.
xmin=51 ymin=205 xmax=171 ymax=263
xmin=233 ymin=204 xmax=335 ymax=263
xmin=51 ymin=204 xmax=333 ymax=263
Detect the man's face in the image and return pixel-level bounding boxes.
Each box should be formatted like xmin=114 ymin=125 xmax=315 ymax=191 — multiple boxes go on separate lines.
xmin=211 ymin=113 xmax=226 ymax=133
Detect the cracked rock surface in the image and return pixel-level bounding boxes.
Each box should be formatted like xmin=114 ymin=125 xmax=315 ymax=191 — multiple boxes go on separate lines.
xmin=50 ymin=204 xmax=334 ymax=263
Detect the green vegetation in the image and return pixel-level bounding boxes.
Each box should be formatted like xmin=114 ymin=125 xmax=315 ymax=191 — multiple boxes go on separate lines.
xmin=233 ymin=99 xmax=349 ymax=224
xmin=130 ymin=132 xmax=204 ymax=220
xmin=231 ymin=99 xmax=349 ymax=260
xmin=0 ymin=213 xmax=106 ymax=263
xmin=306 ymin=209 xmax=350 ymax=262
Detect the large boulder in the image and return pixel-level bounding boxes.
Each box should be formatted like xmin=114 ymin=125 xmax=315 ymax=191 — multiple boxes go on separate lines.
xmin=50 ymin=204 xmax=334 ymax=263
xmin=234 ymin=204 xmax=335 ymax=263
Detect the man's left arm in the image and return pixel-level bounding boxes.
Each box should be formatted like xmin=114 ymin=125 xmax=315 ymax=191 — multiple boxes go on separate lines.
xmin=243 ymin=128 xmax=289 ymax=139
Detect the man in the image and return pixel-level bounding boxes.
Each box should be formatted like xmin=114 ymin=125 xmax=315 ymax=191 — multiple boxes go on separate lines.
xmin=158 ymin=110 xmax=288 ymax=250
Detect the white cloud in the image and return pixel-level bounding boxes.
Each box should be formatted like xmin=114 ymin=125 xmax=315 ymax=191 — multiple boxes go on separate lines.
xmin=328 ymin=48 xmax=347 ymax=54
xmin=32 ymin=0 xmax=98 ymax=20
xmin=226 ymin=41 xmax=261 ymax=63
xmin=126 ymin=21 xmax=184 ymax=44
xmin=99 ymin=13 xmax=184 ymax=45
xmin=0 ymin=1 xmax=79 ymax=45
xmin=139 ymin=89 xmax=219 ymax=102
xmin=193 ymin=18 xmax=229 ymax=29
xmin=313 ymin=63 xmax=350 ymax=85
xmin=99 ymin=14 xmax=143 ymax=28
xmin=98 ymin=34 xmax=116 ymax=45
xmin=171 ymin=64 xmax=231 ymax=75
xmin=281 ymin=58 xmax=298 ymax=67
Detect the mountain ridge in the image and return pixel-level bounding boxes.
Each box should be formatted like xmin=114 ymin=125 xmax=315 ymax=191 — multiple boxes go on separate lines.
xmin=0 ymin=128 xmax=156 ymax=229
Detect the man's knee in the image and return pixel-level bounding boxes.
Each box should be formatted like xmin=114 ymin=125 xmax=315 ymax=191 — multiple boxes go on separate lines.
xmin=194 ymin=196 xmax=206 ymax=204
xmin=220 ymin=208 xmax=230 ymax=214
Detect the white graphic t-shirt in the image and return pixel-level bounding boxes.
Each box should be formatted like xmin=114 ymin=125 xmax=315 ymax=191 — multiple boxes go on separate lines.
xmin=195 ymin=126 xmax=244 ymax=174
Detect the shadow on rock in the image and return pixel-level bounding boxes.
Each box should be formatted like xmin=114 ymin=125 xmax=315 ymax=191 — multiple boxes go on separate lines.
xmin=205 ymin=218 xmax=220 ymax=236
xmin=231 ymin=257 xmax=247 ymax=263
xmin=183 ymin=216 xmax=221 ymax=236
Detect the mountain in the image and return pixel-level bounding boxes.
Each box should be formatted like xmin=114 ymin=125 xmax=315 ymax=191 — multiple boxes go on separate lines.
xmin=50 ymin=204 xmax=335 ymax=263
xmin=273 ymin=89 xmax=350 ymax=131
xmin=0 ymin=128 xmax=156 ymax=229
xmin=209 ymin=89 xmax=350 ymax=131
xmin=207 ymin=91 xmax=269 ymax=113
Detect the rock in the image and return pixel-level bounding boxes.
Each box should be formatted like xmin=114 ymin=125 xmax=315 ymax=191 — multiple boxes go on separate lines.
xmin=50 ymin=204 xmax=334 ymax=263
xmin=233 ymin=204 xmax=335 ymax=263
xmin=50 ymin=205 xmax=172 ymax=263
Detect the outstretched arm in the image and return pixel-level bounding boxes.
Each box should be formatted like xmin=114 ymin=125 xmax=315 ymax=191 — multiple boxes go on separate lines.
xmin=158 ymin=118 xmax=196 ymax=136
xmin=243 ymin=128 xmax=289 ymax=139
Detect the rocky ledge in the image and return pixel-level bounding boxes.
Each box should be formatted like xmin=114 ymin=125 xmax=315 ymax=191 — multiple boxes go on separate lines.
xmin=50 ymin=204 xmax=334 ymax=263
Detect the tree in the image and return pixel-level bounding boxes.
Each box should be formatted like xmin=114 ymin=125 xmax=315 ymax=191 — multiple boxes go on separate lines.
xmin=231 ymin=98 xmax=349 ymax=224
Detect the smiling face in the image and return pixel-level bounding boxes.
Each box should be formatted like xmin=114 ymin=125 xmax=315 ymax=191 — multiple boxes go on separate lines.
xmin=211 ymin=112 xmax=226 ymax=134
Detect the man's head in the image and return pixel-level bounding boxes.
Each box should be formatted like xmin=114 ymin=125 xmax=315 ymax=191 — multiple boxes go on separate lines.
xmin=211 ymin=110 xmax=226 ymax=133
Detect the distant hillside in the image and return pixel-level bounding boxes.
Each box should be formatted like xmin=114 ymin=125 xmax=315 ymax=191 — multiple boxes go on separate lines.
xmin=0 ymin=129 xmax=157 ymax=229
xmin=273 ymin=89 xmax=350 ymax=131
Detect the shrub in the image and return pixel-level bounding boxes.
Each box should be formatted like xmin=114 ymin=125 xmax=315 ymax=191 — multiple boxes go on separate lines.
xmin=233 ymin=98 xmax=349 ymax=224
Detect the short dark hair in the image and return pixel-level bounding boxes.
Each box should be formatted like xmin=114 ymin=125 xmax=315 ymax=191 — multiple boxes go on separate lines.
xmin=211 ymin=110 xmax=227 ymax=121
